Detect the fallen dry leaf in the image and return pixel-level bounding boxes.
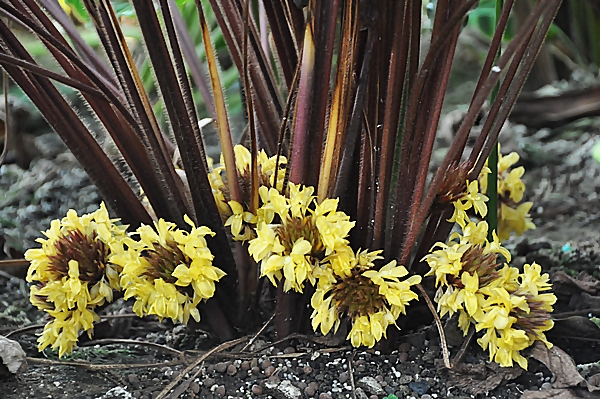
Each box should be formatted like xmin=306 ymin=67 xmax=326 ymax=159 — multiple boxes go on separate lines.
xmin=581 ymin=293 xmax=600 ymax=308
xmin=553 ymin=271 xmax=600 ymax=295
xmin=549 ymin=316 xmax=600 ymax=341
xmin=530 ymin=341 xmax=585 ymax=388
xmin=521 ymin=388 xmax=600 ymax=399
xmin=445 ymin=362 xmax=522 ymax=395
xmin=588 ymin=374 xmax=600 ymax=392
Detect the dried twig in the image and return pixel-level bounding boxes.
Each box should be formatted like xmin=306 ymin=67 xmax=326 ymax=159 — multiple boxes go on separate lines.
xmin=552 ymin=308 xmax=600 ymax=320
xmin=240 ymin=312 xmax=275 ymax=352
xmin=27 ymin=357 xmax=183 ymax=370
xmin=154 ymin=336 xmax=249 ymax=399
xmin=451 ymin=325 xmax=474 ymax=367
xmin=416 ymin=283 xmax=450 ymax=368
xmin=5 ymin=314 xmax=139 ymax=338
xmin=0 ymin=259 xmax=29 ymax=269
xmin=81 ymin=338 xmax=184 ymax=358
xmin=348 ymin=351 xmax=357 ymax=399
xmin=5 ymin=323 xmax=45 ymax=338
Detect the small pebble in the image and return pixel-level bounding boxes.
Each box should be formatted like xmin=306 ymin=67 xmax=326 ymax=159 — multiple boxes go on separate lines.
xmin=309 ymin=381 xmax=319 ymax=390
xmin=355 ymin=388 xmax=369 ymax=399
xmin=227 ymin=364 xmax=237 ymax=376
xmin=303 ymin=365 xmax=313 ymax=375
xmin=284 ymin=346 xmax=296 ymax=354
xmin=268 ymin=375 xmax=281 ymax=384
xmin=304 ymin=385 xmax=316 ymax=397
xmin=409 ymin=380 xmax=431 ymax=395
xmin=264 ymin=366 xmax=275 ymax=377
xmin=297 ymin=381 xmax=307 ymax=390
xmin=215 ymin=385 xmax=226 ymax=396
xmin=398 ymin=352 xmax=409 ymax=363
xmin=250 ymin=358 xmax=258 ymax=368
xmin=215 ymin=362 xmax=228 ymax=373
xmin=399 ymin=342 xmax=412 ymax=352
xmin=128 ymin=374 xmax=140 ymax=388
xmin=203 ymin=377 xmax=216 ymax=387
xmin=241 ymin=361 xmax=250 ymax=371
xmin=190 ymin=382 xmax=200 ymax=394
xmin=319 ymin=393 xmax=332 ymax=399
xmin=251 ymin=366 xmax=261 ymax=375
xmin=421 ymin=395 xmax=433 ymax=399
xmin=375 ymin=375 xmax=384 ymax=382
xmin=369 ymin=396 xmax=378 ymax=399
xmin=133 ymin=392 xmax=141 ymax=399
xmin=251 ymin=385 xmax=263 ymax=395
xmin=541 ymin=382 xmax=553 ymax=390
xmin=261 ymin=360 xmax=273 ymax=370
xmin=339 ymin=371 xmax=349 ymax=384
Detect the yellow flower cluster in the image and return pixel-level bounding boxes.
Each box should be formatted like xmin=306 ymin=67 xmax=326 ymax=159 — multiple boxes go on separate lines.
xmin=480 ymin=150 xmax=535 ymax=240
xmin=116 ymin=215 xmax=226 ymax=324
xmin=311 ymin=251 xmax=421 ymax=348
xmin=208 ymin=145 xmax=287 ymax=241
xmin=448 ymin=180 xmax=489 ymax=229
xmin=423 ymin=218 xmax=555 ymax=369
xmin=25 ymin=203 xmax=129 ymax=357
xmin=248 ymin=184 xmax=354 ymax=292
xmin=247 ymin=184 xmax=421 ymax=347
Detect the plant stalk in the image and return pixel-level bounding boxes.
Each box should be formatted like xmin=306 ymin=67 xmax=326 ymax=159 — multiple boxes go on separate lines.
xmin=486 ymin=0 xmax=503 ymax=241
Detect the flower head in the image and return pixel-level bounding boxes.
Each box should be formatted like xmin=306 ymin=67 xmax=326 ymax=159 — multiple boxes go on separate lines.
xmin=24 ymin=203 xmax=129 ymax=357
xmin=207 ymin=145 xmax=287 ymax=241
xmin=311 ymin=252 xmax=421 ymax=348
xmin=425 ymin=182 xmax=554 ymax=370
xmin=117 ymin=215 xmax=225 ymax=324
xmin=248 ymin=183 xmax=354 ymax=293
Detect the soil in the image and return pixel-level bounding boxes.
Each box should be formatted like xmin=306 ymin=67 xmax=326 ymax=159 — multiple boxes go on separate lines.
xmin=3 ymin=34 xmax=600 ymax=399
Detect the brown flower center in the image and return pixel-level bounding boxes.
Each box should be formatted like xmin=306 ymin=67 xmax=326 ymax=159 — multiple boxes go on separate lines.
xmin=511 ymin=294 xmax=553 ymax=339
xmin=436 ymin=162 xmax=471 ymax=205
xmin=275 ymin=215 xmax=324 ymax=258
xmin=141 ymin=240 xmax=190 ymax=284
xmin=332 ymin=274 xmax=386 ymax=319
xmin=47 ymin=229 xmax=110 ymax=282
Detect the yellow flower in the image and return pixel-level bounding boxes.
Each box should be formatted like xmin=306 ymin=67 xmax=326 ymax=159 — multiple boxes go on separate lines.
xmin=262 ymin=238 xmax=314 ymax=292
xmin=311 ymin=253 xmax=420 ymax=348
xmin=497 ymin=202 xmax=535 ymax=241
xmin=347 ymin=312 xmax=395 ymax=348
xmin=248 ymin=222 xmax=285 ymax=264
xmin=249 ymin=183 xmax=354 ymax=293
xmin=363 ymin=261 xmax=421 ymax=316
xmin=208 ymin=145 xmax=288 ymax=233
xmin=449 ymin=181 xmax=488 ymax=228
xmin=118 ymin=215 xmax=225 ymax=324
xmin=479 ymin=149 xmax=535 ymax=240
xmin=519 ymin=263 xmax=551 ymax=296
xmin=456 ymin=272 xmax=480 ymax=316
xmin=423 ymin=242 xmax=470 ymax=286
xmin=24 ymin=203 xmax=129 ymax=357
xmin=224 ymin=200 xmax=257 ymax=241
xmin=37 ymin=308 xmax=100 ymax=358
xmin=314 ymin=199 xmax=355 ymax=255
